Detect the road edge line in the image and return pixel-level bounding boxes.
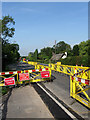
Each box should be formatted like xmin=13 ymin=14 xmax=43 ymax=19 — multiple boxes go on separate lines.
xmin=37 ymin=83 xmax=77 ymax=119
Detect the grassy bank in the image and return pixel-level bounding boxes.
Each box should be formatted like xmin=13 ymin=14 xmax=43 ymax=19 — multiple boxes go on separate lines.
xmin=0 ymin=86 xmax=10 ymax=95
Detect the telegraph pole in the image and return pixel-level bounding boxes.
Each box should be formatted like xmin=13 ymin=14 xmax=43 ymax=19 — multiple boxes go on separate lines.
xmin=55 ymin=40 xmax=56 ymax=63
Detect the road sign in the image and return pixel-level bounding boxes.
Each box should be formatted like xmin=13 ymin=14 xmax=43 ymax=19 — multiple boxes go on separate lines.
xmin=19 ymin=73 xmax=30 ymax=81
xmin=41 ymin=71 xmax=50 ymax=78
xmin=4 ymin=77 xmax=15 ymax=86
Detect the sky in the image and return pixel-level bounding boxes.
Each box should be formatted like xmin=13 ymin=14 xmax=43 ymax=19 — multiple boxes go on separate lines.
xmin=2 ymin=2 xmax=88 ymax=56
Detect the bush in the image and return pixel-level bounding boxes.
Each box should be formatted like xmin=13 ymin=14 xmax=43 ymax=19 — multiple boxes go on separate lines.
xmin=60 ymin=55 xmax=90 ymax=67
xmin=1 ymin=86 xmax=9 ymax=95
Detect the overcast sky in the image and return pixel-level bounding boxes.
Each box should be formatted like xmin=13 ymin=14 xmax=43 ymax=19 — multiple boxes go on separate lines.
xmin=2 ymin=2 xmax=88 ymax=56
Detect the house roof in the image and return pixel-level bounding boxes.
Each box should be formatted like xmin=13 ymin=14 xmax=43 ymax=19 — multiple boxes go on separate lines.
xmin=50 ymin=53 xmax=65 ymax=61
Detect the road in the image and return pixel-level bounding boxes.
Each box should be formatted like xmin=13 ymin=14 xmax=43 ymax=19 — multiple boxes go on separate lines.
xmin=2 ymin=62 xmax=90 ymax=119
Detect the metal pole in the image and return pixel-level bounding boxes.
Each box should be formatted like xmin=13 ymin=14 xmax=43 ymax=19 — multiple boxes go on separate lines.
xmin=55 ymin=40 xmax=56 ymax=63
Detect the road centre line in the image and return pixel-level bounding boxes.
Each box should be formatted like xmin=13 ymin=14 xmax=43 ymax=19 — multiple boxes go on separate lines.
xmin=37 ymin=83 xmax=77 ymax=119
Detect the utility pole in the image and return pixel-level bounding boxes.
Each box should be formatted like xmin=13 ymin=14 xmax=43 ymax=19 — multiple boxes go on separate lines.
xmin=55 ymin=40 xmax=56 ymax=63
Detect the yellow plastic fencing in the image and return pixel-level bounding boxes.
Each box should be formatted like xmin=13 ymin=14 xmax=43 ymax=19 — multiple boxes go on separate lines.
xmin=49 ymin=63 xmax=90 ymax=79
xmin=70 ymin=75 xmax=90 ymax=108
xmin=27 ymin=61 xmax=90 ymax=108
xmin=0 ymin=68 xmax=51 ymax=87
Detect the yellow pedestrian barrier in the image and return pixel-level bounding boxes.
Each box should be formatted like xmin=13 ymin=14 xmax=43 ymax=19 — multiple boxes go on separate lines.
xmin=0 ymin=68 xmax=51 ymax=86
xmin=70 ymin=70 xmax=90 ymax=108
xmin=26 ymin=61 xmax=90 ymax=108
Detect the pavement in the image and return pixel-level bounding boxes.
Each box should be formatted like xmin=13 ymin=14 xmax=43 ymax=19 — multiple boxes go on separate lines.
xmin=6 ymin=85 xmax=53 ymax=118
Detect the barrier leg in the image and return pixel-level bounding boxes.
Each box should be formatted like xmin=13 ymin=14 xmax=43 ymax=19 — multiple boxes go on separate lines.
xmin=70 ymin=75 xmax=90 ymax=108
xmin=17 ymin=73 xmax=19 ymax=85
xmin=72 ymin=77 xmax=76 ymax=98
xmin=35 ymin=65 xmax=37 ymax=69
xmin=70 ymin=76 xmax=73 ymax=97
xmin=49 ymin=68 xmax=52 ymax=81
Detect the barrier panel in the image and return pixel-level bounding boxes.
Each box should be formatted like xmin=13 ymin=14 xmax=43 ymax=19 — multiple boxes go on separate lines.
xmin=70 ymin=70 xmax=90 ymax=108
xmin=0 ymin=68 xmax=51 ymax=86
xmin=26 ymin=61 xmax=90 ymax=108
xmin=4 ymin=77 xmax=15 ymax=86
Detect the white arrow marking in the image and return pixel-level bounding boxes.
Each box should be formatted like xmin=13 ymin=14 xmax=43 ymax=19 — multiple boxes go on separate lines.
xmin=44 ymin=74 xmax=48 ymax=77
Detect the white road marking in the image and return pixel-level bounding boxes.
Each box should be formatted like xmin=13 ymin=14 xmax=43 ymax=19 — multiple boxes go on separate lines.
xmin=37 ymin=83 xmax=78 ymax=119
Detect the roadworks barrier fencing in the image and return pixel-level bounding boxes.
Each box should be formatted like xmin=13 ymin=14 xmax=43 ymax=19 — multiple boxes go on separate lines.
xmin=27 ymin=61 xmax=90 ymax=108
xmin=0 ymin=68 xmax=51 ymax=87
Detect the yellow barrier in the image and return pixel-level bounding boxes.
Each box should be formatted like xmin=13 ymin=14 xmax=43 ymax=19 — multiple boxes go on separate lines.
xmin=26 ymin=61 xmax=90 ymax=108
xmin=49 ymin=63 xmax=90 ymax=79
xmin=0 ymin=68 xmax=51 ymax=86
xmin=70 ymin=75 xmax=90 ymax=108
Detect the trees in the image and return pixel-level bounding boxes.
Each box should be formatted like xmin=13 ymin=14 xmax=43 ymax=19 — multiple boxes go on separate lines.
xmin=78 ymin=41 xmax=87 ymax=56
xmin=73 ymin=45 xmax=79 ymax=56
xmin=38 ymin=47 xmax=52 ymax=62
xmin=86 ymin=39 xmax=90 ymax=56
xmin=1 ymin=15 xmax=20 ymax=70
xmin=34 ymin=49 xmax=38 ymax=62
xmin=28 ymin=52 xmax=34 ymax=61
xmin=28 ymin=49 xmax=38 ymax=62
xmin=78 ymin=40 xmax=90 ymax=56
xmin=53 ymin=41 xmax=71 ymax=54
xmin=27 ymin=39 xmax=90 ymax=66
xmin=2 ymin=15 xmax=15 ymax=41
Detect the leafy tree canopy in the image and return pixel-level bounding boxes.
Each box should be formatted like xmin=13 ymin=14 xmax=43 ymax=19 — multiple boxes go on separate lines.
xmin=1 ymin=15 xmax=20 ymax=71
xmin=2 ymin=15 xmax=15 ymax=43
xmin=53 ymin=41 xmax=71 ymax=54
xmin=73 ymin=44 xmax=79 ymax=56
xmin=78 ymin=40 xmax=90 ymax=56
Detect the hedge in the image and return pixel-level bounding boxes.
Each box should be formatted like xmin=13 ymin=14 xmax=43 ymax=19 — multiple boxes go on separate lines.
xmin=60 ymin=55 xmax=90 ymax=67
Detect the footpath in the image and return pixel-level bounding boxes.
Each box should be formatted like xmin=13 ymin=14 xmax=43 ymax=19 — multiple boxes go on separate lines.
xmin=6 ymin=85 xmax=53 ymax=118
